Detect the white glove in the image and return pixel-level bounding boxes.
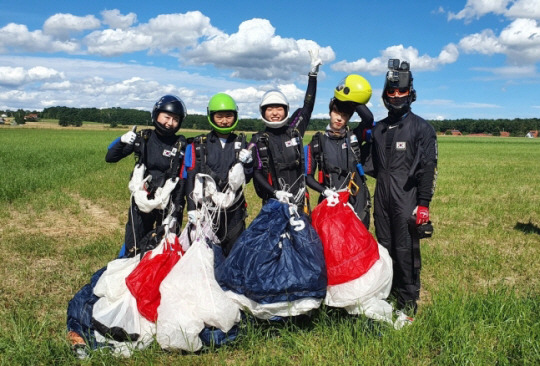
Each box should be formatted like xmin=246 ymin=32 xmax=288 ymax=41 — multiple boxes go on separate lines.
xmin=275 ymin=190 xmax=293 ymax=203
xmin=238 ymin=148 xmax=253 ymax=164
xmin=308 ymin=49 xmax=322 ymax=75
xmin=187 ymin=210 xmax=199 ymax=224
xmin=121 ymin=126 xmax=137 ymax=145
xmin=323 ymin=189 xmax=339 ymax=200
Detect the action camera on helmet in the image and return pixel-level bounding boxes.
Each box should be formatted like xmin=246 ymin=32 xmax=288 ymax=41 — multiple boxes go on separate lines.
xmin=382 ymin=58 xmax=416 ymax=114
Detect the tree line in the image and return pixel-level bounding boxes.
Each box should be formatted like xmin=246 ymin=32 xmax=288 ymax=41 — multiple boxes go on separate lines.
xmin=2 ymin=107 xmax=539 ymax=136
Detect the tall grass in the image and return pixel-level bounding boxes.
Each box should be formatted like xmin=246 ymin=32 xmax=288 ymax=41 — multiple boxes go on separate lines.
xmin=0 ymin=129 xmax=539 ymax=365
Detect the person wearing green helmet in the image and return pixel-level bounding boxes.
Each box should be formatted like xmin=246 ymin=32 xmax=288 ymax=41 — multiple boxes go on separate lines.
xmin=183 ymin=93 xmax=253 ymax=256
xmin=305 ymin=74 xmax=374 ymax=229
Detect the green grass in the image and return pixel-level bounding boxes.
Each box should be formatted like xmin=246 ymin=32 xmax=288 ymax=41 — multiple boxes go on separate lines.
xmin=0 ymin=130 xmax=539 ymax=365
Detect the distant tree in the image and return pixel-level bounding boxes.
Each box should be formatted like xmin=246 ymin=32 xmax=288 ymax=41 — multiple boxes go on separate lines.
xmin=14 ymin=109 xmax=25 ymax=125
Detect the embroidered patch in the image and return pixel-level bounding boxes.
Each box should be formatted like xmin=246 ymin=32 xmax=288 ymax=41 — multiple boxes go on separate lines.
xmin=163 ymin=149 xmax=174 ymax=157
xmin=342 ymin=142 xmax=347 ymax=149
xmin=396 ymin=141 xmax=406 ymax=150
xmin=285 ymin=138 xmax=299 ymax=147
xmin=234 ymin=141 xmax=242 ymax=150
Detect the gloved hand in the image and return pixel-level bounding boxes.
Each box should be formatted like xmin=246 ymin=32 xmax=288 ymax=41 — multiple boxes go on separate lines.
xmin=121 ymin=126 xmax=137 ymax=145
xmin=238 ymin=148 xmax=253 ymax=164
xmin=413 ymin=205 xmax=429 ymax=225
xmin=187 ymin=210 xmax=199 ymax=224
xmin=308 ymin=49 xmax=322 ymax=76
xmin=323 ymin=188 xmax=339 ymax=201
xmin=275 ymin=190 xmax=293 ymax=203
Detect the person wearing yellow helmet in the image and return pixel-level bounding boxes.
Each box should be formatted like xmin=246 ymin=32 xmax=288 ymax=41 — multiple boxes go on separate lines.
xmin=305 ymin=74 xmax=374 ymax=228
xmin=183 ymin=93 xmax=253 ymax=256
xmin=364 ymin=59 xmax=438 ymax=322
xmin=251 ymin=49 xmax=322 ymax=213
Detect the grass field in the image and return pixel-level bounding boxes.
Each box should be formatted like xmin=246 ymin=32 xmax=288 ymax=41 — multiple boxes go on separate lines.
xmin=0 ymin=126 xmax=539 ymax=365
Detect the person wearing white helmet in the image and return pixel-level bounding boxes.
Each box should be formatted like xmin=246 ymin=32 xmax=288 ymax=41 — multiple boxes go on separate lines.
xmin=305 ymin=74 xmax=374 ymax=229
xmin=251 ymin=49 xmax=322 ymax=213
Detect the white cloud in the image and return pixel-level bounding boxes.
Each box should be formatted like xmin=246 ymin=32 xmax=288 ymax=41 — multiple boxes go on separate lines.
xmin=141 ymin=11 xmax=222 ymax=52
xmin=0 ymin=23 xmax=79 ymax=53
xmin=459 ymin=29 xmax=506 ymax=55
xmin=458 ymin=19 xmax=540 ymax=63
xmin=448 ymin=0 xmax=511 ymax=22
xmin=448 ymin=0 xmax=540 ymax=21
xmin=506 ymin=0 xmax=540 ymax=19
xmin=185 ymin=18 xmax=335 ymax=80
xmin=43 ymin=13 xmax=101 ymax=39
xmin=101 ymin=9 xmax=137 ymax=29
xmin=331 ymin=44 xmax=458 ymax=74
xmin=0 ymin=66 xmax=64 ymax=86
xmin=85 ymin=28 xmax=152 ymax=56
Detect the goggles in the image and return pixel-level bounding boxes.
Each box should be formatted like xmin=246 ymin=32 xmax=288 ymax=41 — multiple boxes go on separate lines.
xmin=386 ymin=87 xmax=410 ymax=98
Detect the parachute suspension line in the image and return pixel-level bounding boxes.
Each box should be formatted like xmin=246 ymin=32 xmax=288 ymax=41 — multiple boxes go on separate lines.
xmin=129 ymin=192 xmax=138 ymax=253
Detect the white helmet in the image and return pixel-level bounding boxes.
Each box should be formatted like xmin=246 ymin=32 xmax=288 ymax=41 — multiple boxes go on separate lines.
xmin=259 ymin=90 xmax=289 ymax=128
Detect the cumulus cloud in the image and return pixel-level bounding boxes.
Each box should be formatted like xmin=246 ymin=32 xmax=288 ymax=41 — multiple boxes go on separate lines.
xmin=85 ymin=28 xmax=152 ymax=56
xmin=184 ymin=18 xmax=335 ymax=80
xmin=448 ymin=0 xmax=540 ymax=21
xmin=0 ymin=23 xmax=79 ymax=53
xmin=459 ymin=19 xmax=540 ymax=63
xmin=43 ymin=13 xmax=101 ymax=39
xmin=101 ymin=9 xmax=137 ymax=29
xmin=448 ymin=0 xmax=511 ymax=22
xmin=140 ymin=11 xmax=222 ymax=52
xmin=331 ymin=44 xmax=458 ymax=74
xmin=0 ymin=66 xmax=64 ymax=86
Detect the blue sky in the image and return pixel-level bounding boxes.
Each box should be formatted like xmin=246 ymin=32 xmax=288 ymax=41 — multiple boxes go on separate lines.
xmin=1 ymin=0 xmax=540 ymax=122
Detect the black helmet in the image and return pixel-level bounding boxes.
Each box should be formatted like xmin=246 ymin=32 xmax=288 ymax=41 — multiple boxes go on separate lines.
xmin=382 ymin=59 xmax=416 ymax=116
xmin=152 ymin=95 xmax=187 ymax=136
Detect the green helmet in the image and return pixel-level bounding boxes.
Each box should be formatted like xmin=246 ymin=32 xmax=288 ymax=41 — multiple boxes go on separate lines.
xmin=207 ymin=93 xmax=239 ymax=134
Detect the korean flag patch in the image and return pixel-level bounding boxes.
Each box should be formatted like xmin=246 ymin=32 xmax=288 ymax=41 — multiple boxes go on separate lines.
xmin=396 ymin=141 xmax=406 ymax=151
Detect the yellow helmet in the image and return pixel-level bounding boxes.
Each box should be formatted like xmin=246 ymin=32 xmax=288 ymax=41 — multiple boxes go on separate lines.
xmin=334 ymin=74 xmax=372 ymax=104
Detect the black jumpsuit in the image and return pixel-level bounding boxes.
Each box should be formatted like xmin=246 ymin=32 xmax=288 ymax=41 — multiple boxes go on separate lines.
xmin=251 ymin=74 xmax=317 ymax=213
xmin=365 ymin=111 xmax=437 ymax=312
xmin=184 ymin=131 xmax=253 ymax=256
xmin=106 ymin=130 xmax=186 ymax=255
xmin=305 ymin=104 xmax=374 ymax=228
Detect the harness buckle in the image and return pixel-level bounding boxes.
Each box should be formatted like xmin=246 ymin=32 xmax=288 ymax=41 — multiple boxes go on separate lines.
xmin=348 ymin=172 xmax=360 ymax=196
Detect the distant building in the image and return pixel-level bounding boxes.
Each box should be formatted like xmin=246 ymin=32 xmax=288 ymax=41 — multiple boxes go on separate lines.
xmin=445 ymin=129 xmax=462 ymax=136
xmin=526 ymin=130 xmax=538 ymax=138
xmin=24 ymin=113 xmax=39 ymax=121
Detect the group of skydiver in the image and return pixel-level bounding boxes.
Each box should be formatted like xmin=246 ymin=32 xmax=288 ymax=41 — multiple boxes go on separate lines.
xmin=71 ymin=50 xmax=438 ymax=352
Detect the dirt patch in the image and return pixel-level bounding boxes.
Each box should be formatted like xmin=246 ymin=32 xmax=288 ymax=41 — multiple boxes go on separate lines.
xmin=1 ymin=193 xmax=121 ymax=240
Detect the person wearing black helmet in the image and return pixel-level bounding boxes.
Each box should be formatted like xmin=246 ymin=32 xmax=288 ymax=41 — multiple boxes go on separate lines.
xmin=105 ymin=95 xmax=188 ymax=256
xmin=251 ymin=49 xmax=322 ymax=214
xmin=306 ymin=74 xmax=374 ymax=229
xmin=365 ymin=59 xmax=438 ymax=325
xmin=183 ymin=93 xmax=253 ymax=256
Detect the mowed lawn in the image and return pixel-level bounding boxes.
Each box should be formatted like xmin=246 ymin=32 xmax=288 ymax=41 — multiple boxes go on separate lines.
xmin=0 ymin=126 xmax=539 ymax=365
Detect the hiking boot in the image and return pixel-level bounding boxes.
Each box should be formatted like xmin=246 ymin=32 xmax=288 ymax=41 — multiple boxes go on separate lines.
xmin=394 ymin=310 xmax=414 ymax=330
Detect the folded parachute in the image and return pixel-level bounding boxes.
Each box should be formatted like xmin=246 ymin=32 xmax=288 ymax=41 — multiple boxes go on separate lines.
xmin=215 ymin=199 xmax=327 ymax=319
xmin=156 ymin=220 xmax=241 ymax=352
xmin=311 ymin=191 xmax=393 ymax=323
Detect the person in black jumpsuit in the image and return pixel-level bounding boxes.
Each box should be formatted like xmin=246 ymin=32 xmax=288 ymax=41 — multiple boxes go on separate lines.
xmin=365 ymin=59 xmax=437 ymax=318
xmin=184 ymin=93 xmax=253 ymax=256
xmin=251 ymin=50 xmax=322 ymax=214
xmin=105 ymin=95 xmax=188 ymax=256
xmin=306 ymin=86 xmax=374 ymax=229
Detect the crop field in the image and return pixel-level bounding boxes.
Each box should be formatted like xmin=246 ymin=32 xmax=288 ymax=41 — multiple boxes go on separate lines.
xmin=0 ymin=126 xmax=539 ymax=365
